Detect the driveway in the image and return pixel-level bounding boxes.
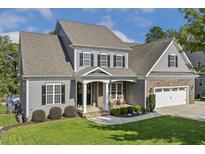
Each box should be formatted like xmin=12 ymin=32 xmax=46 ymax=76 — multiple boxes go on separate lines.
xmin=155 ymin=101 xmax=205 ymax=121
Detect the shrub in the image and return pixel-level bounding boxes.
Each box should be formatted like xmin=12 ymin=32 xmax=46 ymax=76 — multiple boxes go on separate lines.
xmin=120 ymin=107 xmax=128 ymax=114
xmin=134 ymin=105 xmax=142 ymax=112
xmin=63 ymin=106 xmax=77 ymax=117
xmin=148 ymin=94 xmax=156 ymax=112
xmin=32 ymin=110 xmax=46 ymax=122
xmin=110 ymin=108 xmax=121 ymax=116
xmin=127 ymin=106 xmax=134 ymax=113
xmin=48 ymin=107 xmax=62 ymax=120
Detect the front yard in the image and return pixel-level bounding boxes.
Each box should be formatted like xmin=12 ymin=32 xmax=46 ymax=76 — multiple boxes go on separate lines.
xmin=1 ymin=115 xmax=205 ymax=144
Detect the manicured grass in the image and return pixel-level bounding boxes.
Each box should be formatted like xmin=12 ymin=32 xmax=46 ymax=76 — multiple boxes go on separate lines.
xmin=1 ymin=115 xmax=205 ymax=145
xmin=0 ymin=114 xmax=17 ymax=127
xmin=0 ymin=104 xmax=12 ymax=114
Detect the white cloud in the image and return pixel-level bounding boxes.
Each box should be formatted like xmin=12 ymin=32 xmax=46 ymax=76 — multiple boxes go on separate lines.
xmin=1 ymin=31 xmax=19 ymax=43
xmin=0 ymin=12 xmax=26 ymax=32
xmin=98 ymin=15 xmax=135 ymax=43
xmin=138 ymin=8 xmax=155 ymax=13
xmin=35 ymin=9 xmax=53 ymax=19
xmin=26 ymin=26 xmax=37 ymax=32
xmin=128 ymin=16 xmax=152 ymax=28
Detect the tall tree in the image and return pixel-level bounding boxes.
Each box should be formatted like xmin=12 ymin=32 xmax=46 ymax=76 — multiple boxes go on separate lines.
xmin=145 ymin=26 xmax=166 ymax=43
xmin=179 ymin=8 xmax=205 ymax=53
xmin=0 ymin=35 xmax=19 ymax=97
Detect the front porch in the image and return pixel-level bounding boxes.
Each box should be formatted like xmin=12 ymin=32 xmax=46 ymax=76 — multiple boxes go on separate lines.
xmin=76 ymin=79 xmax=137 ymax=117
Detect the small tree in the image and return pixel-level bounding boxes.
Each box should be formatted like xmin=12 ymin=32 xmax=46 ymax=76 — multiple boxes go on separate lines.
xmin=148 ymin=94 xmax=156 ymax=112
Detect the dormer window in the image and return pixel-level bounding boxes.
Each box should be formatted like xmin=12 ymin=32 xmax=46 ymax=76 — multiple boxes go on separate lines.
xmin=168 ymin=54 xmax=178 ymax=67
xmin=97 ymin=54 xmax=110 ymax=67
xmin=79 ymin=52 xmax=94 ymax=67
xmin=114 ymin=54 xmax=125 ymax=68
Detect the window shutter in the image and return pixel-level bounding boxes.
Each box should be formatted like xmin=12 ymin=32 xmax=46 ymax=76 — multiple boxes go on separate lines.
xmin=42 ymin=85 xmax=46 ymax=105
xmin=107 ymin=55 xmax=110 ymax=67
xmin=80 ymin=53 xmax=83 ymax=66
xmin=91 ymin=54 xmax=94 ymax=66
xmin=175 ymin=56 xmax=178 ymax=67
xmin=97 ymin=54 xmax=101 ymax=67
xmin=168 ymin=55 xmax=171 ymax=67
xmin=122 ymin=56 xmax=125 ymax=67
xmin=61 ymin=85 xmax=65 ymax=104
xmin=114 ymin=55 xmax=116 ymax=67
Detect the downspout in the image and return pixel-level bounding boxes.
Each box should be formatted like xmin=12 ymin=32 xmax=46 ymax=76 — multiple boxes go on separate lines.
xmin=22 ymin=76 xmax=29 ymax=118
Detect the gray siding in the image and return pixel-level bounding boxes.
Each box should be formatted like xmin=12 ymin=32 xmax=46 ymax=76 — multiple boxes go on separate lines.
xmin=152 ymin=43 xmax=191 ymax=73
xmin=57 ymin=26 xmax=75 ymax=69
xmin=28 ymin=78 xmax=76 ymax=116
xmin=195 ymin=74 xmax=205 ymax=97
xmin=75 ymin=47 xmax=129 ymax=72
xmin=126 ymin=80 xmax=145 ymax=107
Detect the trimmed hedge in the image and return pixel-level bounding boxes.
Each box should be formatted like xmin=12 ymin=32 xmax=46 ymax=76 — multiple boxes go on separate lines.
xmin=32 ymin=110 xmax=46 ymax=122
xmin=48 ymin=107 xmax=62 ymax=120
xmin=110 ymin=108 xmax=121 ymax=116
xmin=127 ymin=106 xmax=134 ymax=113
xmin=63 ymin=106 xmax=77 ymax=117
xmin=134 ymin=105 xmax=141 ymax=112
xmin=120 ymin=107 xmax=128 ymax=114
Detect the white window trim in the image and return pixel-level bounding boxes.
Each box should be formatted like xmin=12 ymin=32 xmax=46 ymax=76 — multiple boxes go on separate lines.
xmin=115 ymin=54 xmax=123 ymax=68
xmin=83 ymin=52 xmax=91 ymax=67
xmin=109 ymin=82 xmax=123 ymax=100
xmin=46 ymin=83 xmax=62 ymax=105
xmin=169 ymin=54 xmax=177 ymax=67
xmin=100 ymin=53 xmax=108 ymax=67
xmin=199 ymin=78 xmax=203 ymax=87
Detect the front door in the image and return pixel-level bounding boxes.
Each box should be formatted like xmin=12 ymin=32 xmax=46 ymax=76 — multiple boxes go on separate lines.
xmin=97 ymin=82 xmax=104 ymax=108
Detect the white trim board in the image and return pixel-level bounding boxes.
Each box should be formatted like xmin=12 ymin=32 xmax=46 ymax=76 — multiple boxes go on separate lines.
xmin=82 ymin=67 xmax=112 ymax=76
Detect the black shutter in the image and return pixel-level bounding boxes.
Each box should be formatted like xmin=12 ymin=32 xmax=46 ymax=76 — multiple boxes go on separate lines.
xmin=91 ymin=54 xmax=94 ymax=66
xmin=168 ymin=55 xmax=171 ymax=67
xmin=175 ymin=56 xmax=178 ymax=67
xmin=122 ymin=56 xmax=125 ymax=67
xmin=97 ymin=54 xmax=101 ymax=67
xmin=42 ymin=85 xmax=46 ymax=105
xmin=61 ymin=85 xmax=65 ymax=104
xmin=107 ymin=55 xmax=110 ymax=67
xmin=80 ymin=53 xmax=83 ymax=66
xmin=114 ymin=55 xmax=116 ymax=67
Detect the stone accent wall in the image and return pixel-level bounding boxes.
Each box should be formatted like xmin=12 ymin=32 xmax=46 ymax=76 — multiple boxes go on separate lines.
xmin=146 ymin=78 xmax=195 ymax=104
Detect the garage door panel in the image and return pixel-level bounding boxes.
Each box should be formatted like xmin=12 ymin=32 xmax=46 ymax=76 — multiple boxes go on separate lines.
xmin=154 ymin=87 xmax=187 ymax=108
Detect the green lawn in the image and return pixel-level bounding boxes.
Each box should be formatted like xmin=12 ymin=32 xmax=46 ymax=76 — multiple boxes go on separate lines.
xmin=0 ymin=114 xmax=17 ymax=127
xmin=1 ymin=115 xmax=205 ymax=145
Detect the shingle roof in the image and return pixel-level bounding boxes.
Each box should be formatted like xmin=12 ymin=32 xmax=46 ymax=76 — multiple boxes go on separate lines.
xmin=129 ymin=38 xmax=173 ymax=76
xmin=58 ymin=19 xmax=131 ymax=51
xmin=20 ymin=32 xmax=73 ymax=77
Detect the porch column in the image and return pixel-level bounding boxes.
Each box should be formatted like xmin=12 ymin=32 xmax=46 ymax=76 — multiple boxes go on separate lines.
xmin=83 ymin=83 xmax=87 ymax=113
xmin=104 ymin=82 xmax=109 ymax=112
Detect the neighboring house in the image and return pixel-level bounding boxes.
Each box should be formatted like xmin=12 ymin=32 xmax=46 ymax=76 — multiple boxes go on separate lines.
xmin=18 ymin=19 xmax=197 ymax=118
xmin=187 ymin=52 xmax=205 ymax=98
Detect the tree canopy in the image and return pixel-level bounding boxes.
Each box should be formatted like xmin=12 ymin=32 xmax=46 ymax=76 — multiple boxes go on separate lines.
xmin=0 ymin=35 xmax=19 ymax=97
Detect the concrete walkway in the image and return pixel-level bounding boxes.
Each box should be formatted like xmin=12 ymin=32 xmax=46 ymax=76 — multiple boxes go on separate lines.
xmin=88 ymin=112 xmax=161 ymax=125
xmin=155 ymin=101 xmax=205 ymax=121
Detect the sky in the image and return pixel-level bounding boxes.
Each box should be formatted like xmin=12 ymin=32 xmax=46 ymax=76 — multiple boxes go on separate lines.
xmin=0 ymin=8 xmax=186 ymax=43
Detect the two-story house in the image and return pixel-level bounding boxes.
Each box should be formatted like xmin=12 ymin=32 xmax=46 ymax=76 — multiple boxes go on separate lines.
xmin=19 ymin=19 xmax=197 ymax=118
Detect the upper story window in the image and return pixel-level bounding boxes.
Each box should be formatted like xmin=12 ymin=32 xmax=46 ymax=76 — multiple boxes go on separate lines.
xmin=168 ymin=54 xmax=178 ymax=67
xmin=199 ymin=78 xmax=203 ymax=87
xmin=79 ymin=52 xmax=94 ymax=67
xmin=114 ymin=54 xmax=125 ymax=68
xmin=97 ymin=54 xmax=110 ymax=67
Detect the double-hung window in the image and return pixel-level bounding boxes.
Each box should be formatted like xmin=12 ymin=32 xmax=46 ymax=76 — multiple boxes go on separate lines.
xmin=100 ymin=54 xmax=107 ymax=67
xmin=199 ymin=78 xmax=203 ymax=87
xmin=110 ymin=82 xmax=123 ymax=100
xmin=46 ymin=83 xmax=61 ymax=104
xmin=168 ymin=54 xmax=178 ymax=67
xmin=83 ymin=52 xmax=91 ymax=66
xmin=116 ymin=55 xmax=123 ymax=67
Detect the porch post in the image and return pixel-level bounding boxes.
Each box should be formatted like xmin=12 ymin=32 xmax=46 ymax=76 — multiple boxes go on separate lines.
xmin=83 ymin=83 xmax=87 ymax=113
xmin=104 ymin=82 xmax=109 ymax=112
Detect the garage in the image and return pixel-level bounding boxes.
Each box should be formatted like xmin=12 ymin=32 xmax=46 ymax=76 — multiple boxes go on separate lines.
xmin=154 ymin=86 xmax=188 ymax=108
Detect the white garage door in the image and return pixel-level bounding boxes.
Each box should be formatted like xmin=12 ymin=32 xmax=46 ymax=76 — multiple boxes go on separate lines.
xmin=154 ymin=87 xmax=187 ymax=108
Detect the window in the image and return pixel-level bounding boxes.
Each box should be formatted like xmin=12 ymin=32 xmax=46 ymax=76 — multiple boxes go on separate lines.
xmin=197 ymin=62 xmax=201 ymax=67
xmin=83 ymin=52 xmax=91 ymax=66
xmin=46 ymin=83 xmax=61 ymax=104
xmin=109 ymin=82 xmax=123 ymax=100
xmin=116 ymin=55 xmax=123 ymax=67
xmin=199 ymin=78 xmax=203 ymax=87
xmin=100 ymin=54 xmax=107 ymax=67
xmin=168 ymin=54 xmax=178 ymax=67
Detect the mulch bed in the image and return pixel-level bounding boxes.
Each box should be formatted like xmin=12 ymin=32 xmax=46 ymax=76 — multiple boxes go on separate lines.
xmin=0 ymin=116 xmax=81 ymax=132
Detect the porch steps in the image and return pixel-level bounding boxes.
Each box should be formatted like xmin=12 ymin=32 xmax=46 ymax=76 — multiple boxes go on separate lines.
xmin=77 ymin=109 xmax=109 ymax=118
